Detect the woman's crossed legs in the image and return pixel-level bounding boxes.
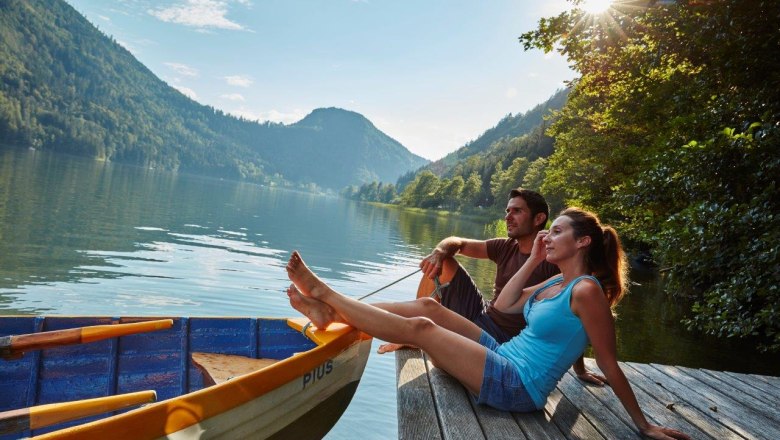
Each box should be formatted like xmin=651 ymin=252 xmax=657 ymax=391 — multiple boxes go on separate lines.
xmin=285 ymin=250 xmax=487 ymax=395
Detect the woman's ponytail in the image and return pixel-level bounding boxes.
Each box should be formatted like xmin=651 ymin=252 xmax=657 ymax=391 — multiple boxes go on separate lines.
xmin=559 ymin=208 xmax=629 ymax=308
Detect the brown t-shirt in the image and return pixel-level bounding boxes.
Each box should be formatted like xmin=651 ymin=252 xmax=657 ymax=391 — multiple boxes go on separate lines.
xmin=484 ymin=238 xmax=560 ymax=337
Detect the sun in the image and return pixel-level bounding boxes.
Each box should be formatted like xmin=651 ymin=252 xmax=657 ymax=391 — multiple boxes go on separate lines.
xmin=579 ymin=0 xmax=614 ymax=14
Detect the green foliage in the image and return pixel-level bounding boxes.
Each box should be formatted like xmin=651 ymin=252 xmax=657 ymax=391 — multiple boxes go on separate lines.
xmin=385 ymin=90 xmax=566 ymax=213
xmin=341 ymin=181 xmax=397 ymax=203
xmin=398 ymin=171 xmax=441 ymax=208
xmin=484 ymin=218 xmax=507 ymax=238
xmin=0 ymin=0 xmax=427 ymax=190
xmin=490 ymin=157 xmax=530 ymax=213
xmin=523 ymin=0 xmax=780 ymax=350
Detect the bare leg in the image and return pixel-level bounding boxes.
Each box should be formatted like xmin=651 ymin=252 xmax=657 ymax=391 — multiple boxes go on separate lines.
xmin=374 ymin=298 xmax=483 ymax=353
xmin=286 ymin=251 xmax=487 ymax=394
xmin=286 ymin=285 xmax=343 ymax=330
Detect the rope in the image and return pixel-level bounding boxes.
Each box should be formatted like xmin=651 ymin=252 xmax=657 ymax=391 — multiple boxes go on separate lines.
xmin=356 ymin=268 xmax=421 ymax=301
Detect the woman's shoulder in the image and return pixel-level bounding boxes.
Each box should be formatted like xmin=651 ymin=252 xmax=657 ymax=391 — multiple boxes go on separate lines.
xmin=570 ymin=276 xmax=604 ymax=301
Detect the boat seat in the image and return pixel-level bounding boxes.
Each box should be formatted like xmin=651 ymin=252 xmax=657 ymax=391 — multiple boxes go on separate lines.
xmin=191 ymin=352 xmax=279 ymax=386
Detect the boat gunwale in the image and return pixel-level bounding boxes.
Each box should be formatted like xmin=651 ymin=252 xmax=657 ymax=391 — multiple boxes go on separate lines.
xmin=0 ymin=316 xmax=370 ymax=439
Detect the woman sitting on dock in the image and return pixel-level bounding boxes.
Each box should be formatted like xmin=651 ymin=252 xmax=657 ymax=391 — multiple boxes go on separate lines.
xmin=285 ymin=208 xmax=689 ymax=440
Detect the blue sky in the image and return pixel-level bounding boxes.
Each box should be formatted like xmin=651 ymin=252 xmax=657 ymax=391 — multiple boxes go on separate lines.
xmin=66 ymin=0 xmax=579 ymax=160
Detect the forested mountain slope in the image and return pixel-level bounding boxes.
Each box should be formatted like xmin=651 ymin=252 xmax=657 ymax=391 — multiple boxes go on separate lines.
xmin=0 ymin=0 xmax=427 ymax=189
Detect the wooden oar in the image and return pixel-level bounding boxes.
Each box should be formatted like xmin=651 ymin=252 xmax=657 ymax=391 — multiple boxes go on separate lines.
xmin=0 ymin=319 xmax=174 ymax=360
xmin=0 ymin=390 xmax=157 ymax=435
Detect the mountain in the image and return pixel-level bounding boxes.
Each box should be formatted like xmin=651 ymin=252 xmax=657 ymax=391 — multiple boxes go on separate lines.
xmin=0 ymin=0 xmax=427 ymax=190
xmin=396 ymin=88 xmax=569 ymax=190
xmin=427 ymin=88 xmax=569 ymax=176
xmin=257 ymin=108 xmax=428 ymax=189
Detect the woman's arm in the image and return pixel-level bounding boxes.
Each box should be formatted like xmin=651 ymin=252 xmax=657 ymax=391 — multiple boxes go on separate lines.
xmin=493 ymin=230 xmax=549 ymax=314
xmin=572 ymin=281 xmax=690 ymax=440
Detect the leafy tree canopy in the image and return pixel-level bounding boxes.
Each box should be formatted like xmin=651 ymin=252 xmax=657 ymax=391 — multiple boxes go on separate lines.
xmin=522 ymin=0 xmax=780 ymax=351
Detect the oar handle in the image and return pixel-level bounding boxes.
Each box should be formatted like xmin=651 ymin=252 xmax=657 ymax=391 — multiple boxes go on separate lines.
xmin=1 ymin=319 xmax=174 ymax=359
xmin=0 ymin=390 xmax=157 ymax=435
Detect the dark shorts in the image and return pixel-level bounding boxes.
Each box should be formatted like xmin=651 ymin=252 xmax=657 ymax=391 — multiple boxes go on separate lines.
xmin=476 ymin=331 xmax=538 ymax=412
xmin=440 ymin=265 xmax=511 ymax=342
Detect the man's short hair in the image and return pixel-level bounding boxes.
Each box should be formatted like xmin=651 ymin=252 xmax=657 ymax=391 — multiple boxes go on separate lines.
xmin=509 ymin=188 xmax=550 ymax=226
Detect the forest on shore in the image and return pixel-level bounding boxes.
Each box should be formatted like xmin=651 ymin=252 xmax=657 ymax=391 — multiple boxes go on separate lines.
xmin=0 ymin=0 xmax=427 ymax=190
xmin=345 ymin=0 xmax=780 ymax=352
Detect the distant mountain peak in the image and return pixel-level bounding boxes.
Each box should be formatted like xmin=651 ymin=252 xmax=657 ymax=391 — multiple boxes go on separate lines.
xmin=0 ymin=0 xmax=428 ymax=190
xmin=294 ymin=107 xmax=375 ymax=131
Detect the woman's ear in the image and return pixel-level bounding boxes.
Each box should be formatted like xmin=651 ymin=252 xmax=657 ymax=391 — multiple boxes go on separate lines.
xmin=576 ymin=235 xmax=591 ymax=248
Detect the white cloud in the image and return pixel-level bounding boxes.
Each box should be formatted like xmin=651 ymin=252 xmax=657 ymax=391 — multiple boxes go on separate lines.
xmin=228 ymin=108 xmax=307 ymax=124
xmin=98 ymin=15 xmax=111 ymax=21
xmin=165 ymin=62 xmax=199 ymax=77
xmin=506 ymin=87 xmax=518 ymax=98
xmin=224 ymin=75 xmax=253 ymax=87
xmin=220 ymin=93 xmax=246 ymax=101
xmin=117 ymin=40 xmax=139 ymax=55
xmin=149 ymin=0 xmax=246 ymax=31
xmin=173 ymin=85 xmax=198 ymax=100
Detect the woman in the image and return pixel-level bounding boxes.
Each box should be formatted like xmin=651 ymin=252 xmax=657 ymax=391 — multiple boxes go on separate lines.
xmin=285 ymin=208 xmax=689 ymax=439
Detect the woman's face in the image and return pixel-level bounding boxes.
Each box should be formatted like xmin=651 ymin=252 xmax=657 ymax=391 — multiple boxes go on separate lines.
xmin=543 ymin=215 xmax=587 ymax=264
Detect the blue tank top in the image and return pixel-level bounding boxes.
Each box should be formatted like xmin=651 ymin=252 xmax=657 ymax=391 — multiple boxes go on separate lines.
xmin=496 ymin=275 xmax=600 ymax=409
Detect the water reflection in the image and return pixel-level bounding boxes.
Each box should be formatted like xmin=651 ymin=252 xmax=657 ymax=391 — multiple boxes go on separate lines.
xmin=0 ymin=148 xmax=778 ymax=438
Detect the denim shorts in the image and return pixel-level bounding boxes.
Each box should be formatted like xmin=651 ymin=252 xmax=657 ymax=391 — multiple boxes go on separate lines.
xmin=476 ymin=331 xmax=538 ymax=412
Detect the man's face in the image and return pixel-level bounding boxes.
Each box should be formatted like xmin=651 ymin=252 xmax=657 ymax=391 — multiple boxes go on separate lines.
xmin=504 ymin=197 xmax=542 ymax=240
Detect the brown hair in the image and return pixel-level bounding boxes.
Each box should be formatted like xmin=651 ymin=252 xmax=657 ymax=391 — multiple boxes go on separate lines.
xmin=559 ymin=207 xmax=628 ymax=308
xmin=509 ymin=188 xmax=550 ymax=230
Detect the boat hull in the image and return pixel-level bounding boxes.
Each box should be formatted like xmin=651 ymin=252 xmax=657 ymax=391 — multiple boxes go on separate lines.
xmin=0 ymin=316 xmax=372 ymax=439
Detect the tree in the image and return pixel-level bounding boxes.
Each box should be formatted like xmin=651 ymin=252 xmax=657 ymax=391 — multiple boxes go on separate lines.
xmin=522 ymin=0 xmax=780 ymax=350
xmin=490 ymin=157 xmax=530 ymax=210
xmin=460 ymin=172 xmax=483 ymax=210
xmin=399 ymin=171 xmax=441 ymax=208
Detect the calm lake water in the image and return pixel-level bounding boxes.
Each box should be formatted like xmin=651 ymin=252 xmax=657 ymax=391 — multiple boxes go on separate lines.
xmin=1 ymin=148 xmax=778 ymax=438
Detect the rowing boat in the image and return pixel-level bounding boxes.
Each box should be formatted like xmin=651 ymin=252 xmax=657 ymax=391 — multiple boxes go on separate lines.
xmin=0 ymin=316 xmax=372 ymax=439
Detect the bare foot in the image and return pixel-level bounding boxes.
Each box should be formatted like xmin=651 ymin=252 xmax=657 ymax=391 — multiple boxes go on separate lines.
xmin=377 ymin=342 xmax=418 ymax=354
xmin=286 ymin=251 xmax=332 ymax=300
xmin=286 ymin=284 xmax=335 ymax=330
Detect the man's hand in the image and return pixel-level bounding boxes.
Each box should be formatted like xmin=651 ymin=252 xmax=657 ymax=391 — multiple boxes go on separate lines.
xmin=420 ymin=249 xmax=448 ymax=280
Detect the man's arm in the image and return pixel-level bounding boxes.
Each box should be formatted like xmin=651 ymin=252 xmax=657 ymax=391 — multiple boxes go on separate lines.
xmin=419 ymin=237 xmax=488 ymax=279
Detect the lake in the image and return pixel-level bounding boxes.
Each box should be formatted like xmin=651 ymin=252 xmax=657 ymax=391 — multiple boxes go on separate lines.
xmin=1 ymin=148 xmax=778 ymax=438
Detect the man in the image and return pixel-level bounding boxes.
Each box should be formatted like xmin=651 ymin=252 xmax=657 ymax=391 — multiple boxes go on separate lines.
xmin=380 ymin=188 xmax=605 ymax=385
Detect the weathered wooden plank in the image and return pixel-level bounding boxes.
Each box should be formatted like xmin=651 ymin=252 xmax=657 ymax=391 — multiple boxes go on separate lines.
xmin=556 ymin=369 xmax=638 ymax=438
xmin=579 ymin=361 xmax=712 ymax=439
xmin=749 ymin=373 xmax=780 ymax=390
xmin=466 ymin=393 xmax=529 ymax=440
xmin=619 ymin=362 xmax=742 ymax=439
xmin=424 ymin=354 xmax=485 ymax=440
xmin=719 ymin=370 xmax=780 ymax=405
xmin=644 ymin=363 xmax=780 ymax=439
xmin=396 ymin=349 xmax=443 ymax=440
xmin=743 ymin=372 xmax=780 ymax=394
xmin=544 ymin=387 xmax=604 ymax=440
xmin=679 ymin=366 xmax=780 ymax=422
xmin=513 ymin=410 xmax=567 ymax=440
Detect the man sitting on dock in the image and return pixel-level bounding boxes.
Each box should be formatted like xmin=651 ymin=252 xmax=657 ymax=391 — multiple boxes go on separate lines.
xmin=379 ymin=188 xmax=605 ymax=385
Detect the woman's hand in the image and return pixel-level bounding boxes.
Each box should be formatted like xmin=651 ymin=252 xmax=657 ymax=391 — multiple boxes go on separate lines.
xmin=640 ymin=424 xmax=690 ymax=440
xmin=530 ymin=230 xmax=548 ymax=263
xmin=576 ymin=370 xmax=608 ymax=386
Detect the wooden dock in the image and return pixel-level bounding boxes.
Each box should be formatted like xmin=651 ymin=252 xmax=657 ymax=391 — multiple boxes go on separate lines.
xmin=395 ymin=349 xmax=780 ymax=439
